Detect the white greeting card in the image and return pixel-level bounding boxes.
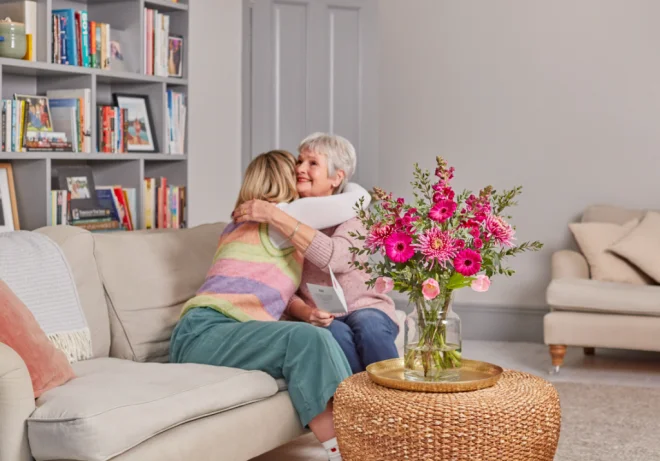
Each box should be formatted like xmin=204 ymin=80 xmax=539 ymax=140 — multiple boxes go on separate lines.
xmin=306 ymin=267 xmax=348 ymax=315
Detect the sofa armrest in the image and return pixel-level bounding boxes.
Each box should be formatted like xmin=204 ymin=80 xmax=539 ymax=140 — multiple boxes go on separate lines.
xmin=0 ymin=343 xmax=35 ymax=461
xmin=551 ymin=250 xmax=589 ymax=280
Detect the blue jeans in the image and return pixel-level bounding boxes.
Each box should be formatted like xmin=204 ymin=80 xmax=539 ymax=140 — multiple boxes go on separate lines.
xmin=325 ymin=308 xmax=399 ymax=373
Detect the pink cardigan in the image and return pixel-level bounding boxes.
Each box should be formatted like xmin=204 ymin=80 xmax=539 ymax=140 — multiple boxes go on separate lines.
xmin=290 ymin=217 xmax=398 ymax=325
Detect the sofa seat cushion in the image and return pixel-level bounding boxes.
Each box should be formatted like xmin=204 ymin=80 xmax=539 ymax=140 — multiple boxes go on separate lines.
xmin=547 ymin=278 xmax=660 ymax=317
xmin=27 ymin=358 xmax=279 ymax=461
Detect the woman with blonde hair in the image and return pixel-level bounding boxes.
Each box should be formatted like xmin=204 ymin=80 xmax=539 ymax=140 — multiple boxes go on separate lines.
xmin=170 ymin=149 xmax=369 ymax=461
xmin=234 ymin=134 xmax=399 ymax=375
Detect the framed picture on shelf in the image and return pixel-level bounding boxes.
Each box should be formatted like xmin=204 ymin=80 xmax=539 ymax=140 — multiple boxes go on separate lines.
xmin=14 ymin=94 xmax=53 ymax=132
xmin=168 ymin=35 xmax=184 ymax=78
xmin=0 ymin=163 xmax=20 ymax=232
xmin=52 ymin=165 xmax=103 ymax=218
xmin=113 ymin=94 xmax=159 ymax=153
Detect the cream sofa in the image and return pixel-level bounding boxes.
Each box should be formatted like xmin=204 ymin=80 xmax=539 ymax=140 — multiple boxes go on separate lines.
xmin=544 ymin=204 xmax=660 ymax=372
xmin=0 ymin=223 xmax=406 ymax=461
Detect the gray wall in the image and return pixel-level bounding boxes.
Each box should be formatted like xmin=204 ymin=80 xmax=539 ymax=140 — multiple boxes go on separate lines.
xmin=188 ymin=0 xmax=243 ymax=226
xmin=379 ymin=0 xmax=660 ymax=310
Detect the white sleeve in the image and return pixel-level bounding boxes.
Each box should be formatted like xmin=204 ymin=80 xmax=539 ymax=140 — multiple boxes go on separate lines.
xmin=268 ymin=182 xmax=372 ymax=249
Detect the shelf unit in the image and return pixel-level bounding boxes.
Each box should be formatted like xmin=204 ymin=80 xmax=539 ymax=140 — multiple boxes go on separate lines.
xmin=1 ymin=0 xmax=189 ymax=231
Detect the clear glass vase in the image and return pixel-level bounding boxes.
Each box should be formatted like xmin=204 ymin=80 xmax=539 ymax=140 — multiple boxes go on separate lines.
xmin=403 ymin=289 xmax=462 ymax=382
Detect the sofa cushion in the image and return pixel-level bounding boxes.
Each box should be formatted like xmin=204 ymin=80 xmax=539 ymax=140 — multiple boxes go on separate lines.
xmin=568 ymin=219 xmax=652 ymax=285
xmin=547 ymin=278 xmax=660 ymax=317
xmin=35 ymin=226 xmax=111 ymax=358
xmin=93 ymin=223 xmax=226 ymax=362
xmin=581 ymin=204 xmax=646 ymax=225
xmin=0 ymin=281 xmax=75 ymax=398
xmin=27 ymin=358 xmax=278 ymax=461
xmin=608 ymin=211 xmax=660 ymax=284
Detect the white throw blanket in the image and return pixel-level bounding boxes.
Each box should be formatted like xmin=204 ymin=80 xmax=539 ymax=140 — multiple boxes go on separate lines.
xmin=0 ymin=231 xmax=92 ymax=362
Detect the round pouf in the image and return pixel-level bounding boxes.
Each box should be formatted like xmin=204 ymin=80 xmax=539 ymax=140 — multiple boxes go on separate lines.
xmin=334 ymin=370 xmax=561 ymax=461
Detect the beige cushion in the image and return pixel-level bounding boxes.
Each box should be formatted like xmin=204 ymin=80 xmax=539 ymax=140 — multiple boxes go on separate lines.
xmin=547 ymin=278 xmax=660 ymax=317
xmin=568 ymin=219 xmax=651 ymax=285
xmin=93 ymin=223 xmax=226 ymax=362
xmin=27 ymin=358 xmax=279 ymax=461
xmin=581 ymin=204 xmax=646 ymax=225
xmin=608 ymin=211 xmax=660 ymax=284
xmin=34 ymin=226 xmax=111 ymax=358
xmin=109 ymin=392 xmax=304 ymax=461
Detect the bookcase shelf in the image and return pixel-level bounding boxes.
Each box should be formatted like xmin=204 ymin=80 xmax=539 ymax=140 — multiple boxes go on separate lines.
xmin=0 ymin=0 xmax=189 ymax=232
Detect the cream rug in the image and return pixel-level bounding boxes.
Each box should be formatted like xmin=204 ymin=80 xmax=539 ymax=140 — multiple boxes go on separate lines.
xmin=252 ymin=381 xmax=660 ymax=461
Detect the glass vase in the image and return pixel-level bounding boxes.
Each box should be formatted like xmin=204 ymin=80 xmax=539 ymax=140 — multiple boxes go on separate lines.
xmin=403 ymin=289 xmax=462 ymax=382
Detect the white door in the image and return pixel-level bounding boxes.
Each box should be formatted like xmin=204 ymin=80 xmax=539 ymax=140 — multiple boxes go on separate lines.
xmin=243 ymin=0 xmax=379 ymax=188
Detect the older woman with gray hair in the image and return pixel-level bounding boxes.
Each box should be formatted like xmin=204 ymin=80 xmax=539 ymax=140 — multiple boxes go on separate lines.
xmin=234 ymin=132 xmax=399 ymax=373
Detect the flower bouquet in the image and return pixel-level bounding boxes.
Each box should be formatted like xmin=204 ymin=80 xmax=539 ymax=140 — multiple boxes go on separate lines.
xmin=349 ymin=157 xmax=543 ymax=381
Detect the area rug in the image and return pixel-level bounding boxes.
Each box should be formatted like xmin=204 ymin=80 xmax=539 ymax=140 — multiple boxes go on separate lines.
xmin=252 ymin=382 xmax=660 ymax=461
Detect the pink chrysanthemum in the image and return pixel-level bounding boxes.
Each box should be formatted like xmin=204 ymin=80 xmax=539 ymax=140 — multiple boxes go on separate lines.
xmin=428 ymin=200 xmax=457 ymax=223
xmin=485 ymin=214 xmax=515 ymax=246
xmin=453 ymin=249 xmax=482 ymax=276
xmin=385 ymin=232 xmax=415 ymax=263
xmin=366 ymin=223 xmax=393 ymax=251
xmin=415 ymin=227 xmax=459 ymax=266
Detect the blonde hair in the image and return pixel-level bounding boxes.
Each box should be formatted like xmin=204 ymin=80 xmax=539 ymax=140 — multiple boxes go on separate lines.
xmin=235 ymin=150 xmax=299 ymax=208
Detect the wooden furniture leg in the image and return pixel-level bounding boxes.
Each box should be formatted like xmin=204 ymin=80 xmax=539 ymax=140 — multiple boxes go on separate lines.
xmin=584 ymin=347 xmax=595 ymax=356
xmin=549 ymin=345 xmax=567 ymax=374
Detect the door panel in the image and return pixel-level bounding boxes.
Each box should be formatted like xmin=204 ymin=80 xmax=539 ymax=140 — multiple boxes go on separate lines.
xmin=244 ymin=0 xmax=378 ymax=188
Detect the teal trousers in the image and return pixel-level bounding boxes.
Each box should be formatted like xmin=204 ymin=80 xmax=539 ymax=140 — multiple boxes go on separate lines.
xmin=169 ymin=307 xmax=352 ymax=427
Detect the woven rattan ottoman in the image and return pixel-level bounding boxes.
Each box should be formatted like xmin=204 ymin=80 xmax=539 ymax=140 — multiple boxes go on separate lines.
xmin=334 ymin=370 xmax=561 ymax=461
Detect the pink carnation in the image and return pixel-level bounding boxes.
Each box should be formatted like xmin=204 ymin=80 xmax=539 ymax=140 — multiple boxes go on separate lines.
xmin=429 ymin=200 xmax=457 ymax=223
xmin=385 ymin=232 xmax=415 ymax=263
xmin=485 ymin=215 xmax=515 ymax=246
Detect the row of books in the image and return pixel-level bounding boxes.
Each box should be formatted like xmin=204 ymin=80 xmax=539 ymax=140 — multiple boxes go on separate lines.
xmin=145 ymin=8 xmax=171 ymax=77
xmin=50 ymin=186 xmax=135 ymax=232
xmin=52 ymin=9 xmax=112 ymax=69
xmin=167 ymin=90 xmax=186 ymax=154
xmin=98 ymin=106 xmax=129 ymax=153
xmin=1 ymin=89 xmax=91 ymax=153
xmin=144 ymin=177 xmax=187 ymax=229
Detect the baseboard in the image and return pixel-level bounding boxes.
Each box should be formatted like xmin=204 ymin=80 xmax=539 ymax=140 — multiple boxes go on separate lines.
xmin=392 ymin=297 xmax=549 ymax=343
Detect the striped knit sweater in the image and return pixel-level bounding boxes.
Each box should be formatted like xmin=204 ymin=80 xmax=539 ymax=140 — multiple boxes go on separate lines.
xmin=181 ymin=221 xmax=304 ymax=322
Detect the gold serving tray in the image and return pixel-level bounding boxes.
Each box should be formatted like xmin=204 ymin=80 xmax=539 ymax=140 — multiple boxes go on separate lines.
xmin=366 ymin=358 xmax=503 ymax=393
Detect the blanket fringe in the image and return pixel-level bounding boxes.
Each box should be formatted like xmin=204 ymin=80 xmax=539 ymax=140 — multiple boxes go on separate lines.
xmin=48 ymin=329 xmax=93 ymax=362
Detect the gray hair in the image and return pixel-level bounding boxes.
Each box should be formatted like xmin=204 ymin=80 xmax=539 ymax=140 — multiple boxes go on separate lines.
xmin=298 ymin=132 xmax=357 ymax=193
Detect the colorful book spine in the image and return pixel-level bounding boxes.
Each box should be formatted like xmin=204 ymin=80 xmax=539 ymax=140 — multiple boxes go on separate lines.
xmin=80 ymin=10 xmax=90 ymax=67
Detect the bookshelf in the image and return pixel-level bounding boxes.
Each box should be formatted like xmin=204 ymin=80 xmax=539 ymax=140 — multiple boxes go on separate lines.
xmin=0 ymin=0 xmax=188 ymax=231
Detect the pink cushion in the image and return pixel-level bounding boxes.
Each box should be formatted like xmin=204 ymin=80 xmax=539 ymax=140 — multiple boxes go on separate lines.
xmin=0 ymin=280 xmax=75 ymax=398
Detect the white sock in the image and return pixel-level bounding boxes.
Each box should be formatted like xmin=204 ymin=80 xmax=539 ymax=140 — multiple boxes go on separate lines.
xmin=322 ymin=437 xmax=343 ymax=460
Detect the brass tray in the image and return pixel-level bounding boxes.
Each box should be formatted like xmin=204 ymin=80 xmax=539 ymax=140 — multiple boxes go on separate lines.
xmin=366 ymin=358 xmax=503 ymax=393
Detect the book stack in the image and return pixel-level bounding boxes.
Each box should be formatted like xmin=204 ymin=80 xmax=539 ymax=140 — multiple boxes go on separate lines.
xmin=144 ymin=8 xmax=170 ymax=76
xmin=2 ymin=98 xmax=73 ymax=152
xmin=52 ymin=8 xmax=111 ymax=69
xmin=97 ymin=105 xmax=129 ymax=153
xmin=50 ymin=189 xmax=121 ymax=231
xmin=143 ymin=177 xmax=186 ymax=229
xmin=166 ymin=90 xmax=186 ymax=154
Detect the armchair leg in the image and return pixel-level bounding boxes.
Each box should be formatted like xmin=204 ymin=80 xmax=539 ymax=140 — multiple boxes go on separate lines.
xmin=584 ymin=347 xmax=595 ymax=356
xmin=549 ymin=345 xmax=567 ymax=374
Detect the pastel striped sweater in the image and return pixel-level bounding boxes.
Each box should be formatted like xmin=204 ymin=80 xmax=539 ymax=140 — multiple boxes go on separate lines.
xmin=181 ymin=221 xmax=303 ymax=322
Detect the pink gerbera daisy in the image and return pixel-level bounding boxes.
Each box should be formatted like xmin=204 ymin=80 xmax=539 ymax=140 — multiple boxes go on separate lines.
xmin=366 ymin=223 xmax=393 ymax=251
xmin=428 ymin=200 xmax=457 ymax=223
xmin=415 ymin=227 xmax=459 ymax=266
xmin=485 ymin=214 xmax=515 ymax=246
xmin=453 ymin=249 xmax=482 ymax=276
xmin=385 ymin=232 xmax=415 ymax=263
